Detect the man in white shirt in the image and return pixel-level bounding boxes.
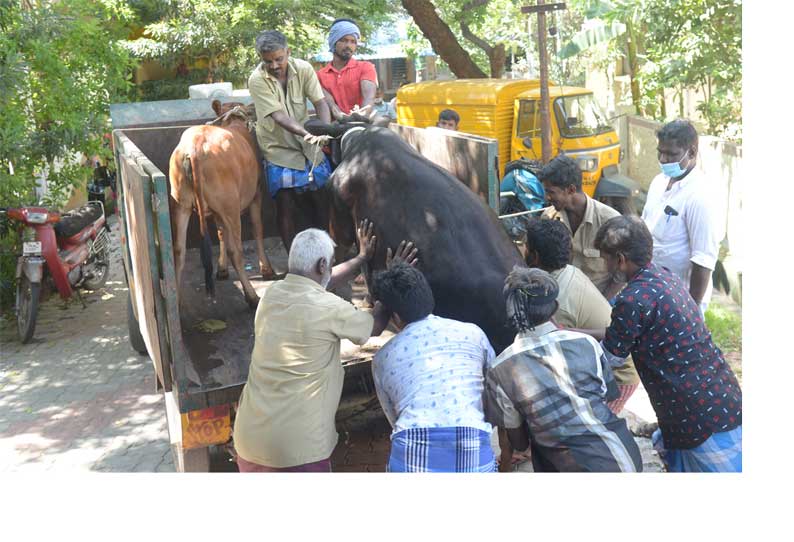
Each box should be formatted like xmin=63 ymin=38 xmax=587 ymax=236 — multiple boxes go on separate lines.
xmin=371 ymin=262 xmax=496 ymax=472
xmin=642 ymin=119 xmax=725 ymax=313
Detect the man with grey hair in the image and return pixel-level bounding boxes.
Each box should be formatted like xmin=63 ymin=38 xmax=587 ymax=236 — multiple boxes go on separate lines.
xmin=233 ymin=219 xmax=416 ymax=472
xmin=483 ymin=267 xmax=642 ymax=472
xmin=248 ymin=29 xmax=334 ymax=252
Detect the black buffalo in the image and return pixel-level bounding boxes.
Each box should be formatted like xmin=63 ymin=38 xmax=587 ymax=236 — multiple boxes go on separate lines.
xmin=306 ymin=118 xmax=524 ymax=354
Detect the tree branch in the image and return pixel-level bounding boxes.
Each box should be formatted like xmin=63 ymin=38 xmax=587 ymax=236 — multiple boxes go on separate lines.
xmin=401 ymin=0 xmax=487 ymax=78
xmin=459 ymin=0 xmax=505 ymax=78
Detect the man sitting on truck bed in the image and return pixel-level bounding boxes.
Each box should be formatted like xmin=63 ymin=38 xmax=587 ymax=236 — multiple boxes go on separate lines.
xmin=248 ymin=29 xmax=334 ymax=252
xmin=233 ymin=221 xmax=417 ymax=472
xmin=316 ymin=19 xmax=378 ymax=121
xmin=540 ymin=155 xmax=625 ymax=300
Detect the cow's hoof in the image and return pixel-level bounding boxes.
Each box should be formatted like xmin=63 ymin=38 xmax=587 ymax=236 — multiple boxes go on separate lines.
xmin=261 ymin=267 xmax=277 ymax=280
xmin=216 ymin=269 xmax=229 ymax=280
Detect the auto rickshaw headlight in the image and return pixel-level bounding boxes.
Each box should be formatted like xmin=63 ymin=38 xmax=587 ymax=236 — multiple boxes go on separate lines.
xmin=577 ymin=156 xmax=598 ymax=172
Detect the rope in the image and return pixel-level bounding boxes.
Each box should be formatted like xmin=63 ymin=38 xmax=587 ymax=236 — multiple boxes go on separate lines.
xmin=498 ymin=205 xmax=553 ymax=220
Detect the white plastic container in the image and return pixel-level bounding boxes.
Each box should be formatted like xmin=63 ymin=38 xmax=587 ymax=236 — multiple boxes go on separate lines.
xmin=188 ymin=83 xmax=233 ymax=99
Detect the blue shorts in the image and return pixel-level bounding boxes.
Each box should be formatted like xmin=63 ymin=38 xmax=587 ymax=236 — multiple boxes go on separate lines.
xmin=265 ymin=156 xmax=332 ymax=199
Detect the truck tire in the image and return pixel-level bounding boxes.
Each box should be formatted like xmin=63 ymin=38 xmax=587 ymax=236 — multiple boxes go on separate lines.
xmin=127 ymin=292 xmax=148 ymax=355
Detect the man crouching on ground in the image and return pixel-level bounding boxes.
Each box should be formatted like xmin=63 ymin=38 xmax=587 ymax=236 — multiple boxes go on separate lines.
xmin=484 ymin=267 xmax=642 ymax=472
xmin=233 ymin=220 xmax=412 ymax=472
xmin=371 ymin=262 xmax=497 ymax=472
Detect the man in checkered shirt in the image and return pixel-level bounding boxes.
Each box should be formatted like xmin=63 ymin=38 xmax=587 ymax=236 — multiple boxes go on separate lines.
xmin=484 ymin=267 xmax=642 ymax=472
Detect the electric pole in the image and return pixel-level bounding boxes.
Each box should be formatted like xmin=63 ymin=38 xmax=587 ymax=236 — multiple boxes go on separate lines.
xmin=521 ymin=1 xmax=566 ymax=163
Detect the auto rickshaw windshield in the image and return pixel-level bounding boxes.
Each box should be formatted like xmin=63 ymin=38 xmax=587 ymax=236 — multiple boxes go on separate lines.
xmin=554 ymin=94 xmax=613 ymax=138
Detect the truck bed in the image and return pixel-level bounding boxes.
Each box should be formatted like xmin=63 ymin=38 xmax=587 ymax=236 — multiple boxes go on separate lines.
xmin=176 ymin=236 xmax=393 ymax=392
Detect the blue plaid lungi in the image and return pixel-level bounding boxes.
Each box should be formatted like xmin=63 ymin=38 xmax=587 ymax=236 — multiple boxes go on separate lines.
xmin=653 ymin=425 xmax=742 ymax=472
xmin=265 ymin=155 xmax=332 ymax=199
xmin=387 ymin=427 xmax=496 ymax=473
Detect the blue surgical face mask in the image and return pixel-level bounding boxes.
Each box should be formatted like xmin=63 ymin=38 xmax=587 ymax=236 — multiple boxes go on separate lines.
xmin=659 ymin=151 xmax=690 ymax=178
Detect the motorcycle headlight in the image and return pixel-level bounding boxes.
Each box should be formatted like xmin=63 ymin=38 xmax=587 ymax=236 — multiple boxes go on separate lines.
xmin=26 ymin=211 xmax=48 ymax=224
xmin=576 ymin=156 xmax=599 ymax=172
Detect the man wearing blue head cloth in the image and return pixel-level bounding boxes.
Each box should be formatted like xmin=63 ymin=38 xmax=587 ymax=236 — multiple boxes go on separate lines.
xmin=317 ymin=18 xmax=378 ymax=120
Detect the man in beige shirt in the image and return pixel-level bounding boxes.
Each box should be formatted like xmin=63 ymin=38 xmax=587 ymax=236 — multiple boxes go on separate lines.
xmin=234 ymin=221 xmax=417 ymax=471
xmin=523 ymin=217 xmax=640 ymax=414
xmin=539 ymin=155 xmax=624 ymax=300
xmin=248 ymin=30 xmax=333 ymax=251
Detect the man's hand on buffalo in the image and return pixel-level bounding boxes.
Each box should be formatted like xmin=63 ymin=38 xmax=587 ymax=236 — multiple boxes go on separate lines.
xmin=356 ymin=218 xmax=377 ymax=261
xmin=386 ymin=240 xmax=419 ymax=269
xmin=327 ymin=219 xmax=377 ymax=292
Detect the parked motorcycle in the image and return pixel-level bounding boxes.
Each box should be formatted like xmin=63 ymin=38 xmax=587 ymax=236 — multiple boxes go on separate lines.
xmin=0 ymin=201 xmax=111 ymax=343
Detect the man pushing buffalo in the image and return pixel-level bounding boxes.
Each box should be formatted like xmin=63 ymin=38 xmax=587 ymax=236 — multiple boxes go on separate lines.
xmin=248 ymin=30 xmax=335 ymax=251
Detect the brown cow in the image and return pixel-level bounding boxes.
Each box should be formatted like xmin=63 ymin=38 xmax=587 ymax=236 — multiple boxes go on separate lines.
xmin=169 ymin=99 xmax=276 ymax=309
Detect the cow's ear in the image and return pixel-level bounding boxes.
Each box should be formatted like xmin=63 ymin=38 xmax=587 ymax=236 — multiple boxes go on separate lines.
xmin=211 ymin=99 xmax=223 ymax=117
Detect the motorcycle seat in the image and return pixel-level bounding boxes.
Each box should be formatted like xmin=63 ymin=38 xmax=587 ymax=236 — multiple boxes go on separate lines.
xmin=54 ymin=202 xmax=103 ymax=238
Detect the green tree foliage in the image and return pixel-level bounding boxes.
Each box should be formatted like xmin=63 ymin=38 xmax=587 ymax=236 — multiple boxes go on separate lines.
xmin=0 ymin=0 xmax=135 ymax=310
xmin=564 ymin=0 xmax=742 ymax=140
xmin=400 ymin=0 xmax=527 ymax=78
xmin=122 ymin=0 xmax=395 ymax=99
xmin=0 ymin=0 xmax=136 ymax=208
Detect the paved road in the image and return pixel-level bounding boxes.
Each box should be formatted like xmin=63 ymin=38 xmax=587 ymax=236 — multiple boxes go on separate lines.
xmin=0 ymin=216 xmax=175 ymax=472
xmin=1 ymin=215 xmax=664 ymax=473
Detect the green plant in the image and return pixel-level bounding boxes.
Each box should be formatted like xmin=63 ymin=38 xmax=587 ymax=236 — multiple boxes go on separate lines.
xmin=705 ymin=305 xmax=742 ymax=353
xmin=0 ymin=0 xmax=135 ymax=311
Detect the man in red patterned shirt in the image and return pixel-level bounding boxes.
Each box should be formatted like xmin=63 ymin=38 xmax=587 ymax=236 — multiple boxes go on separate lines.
xmin=571 ymin=215 xmax=742 ymax=472
xmin=316 ymin=19 xmax=378 ymax=120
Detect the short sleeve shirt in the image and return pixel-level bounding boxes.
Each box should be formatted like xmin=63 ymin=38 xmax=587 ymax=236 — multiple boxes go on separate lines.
xmin=602 ymin=263 xmax=741 ymax=449
xmin=543 ymin=195 xmax=621 ymax=295
xmin=484 ymin=323 xmax=641 ymax=472
xmin=372 ymin=315 xmax=494 ymax=434
xmin=316 ymin=58 xmax=377 ymax=115
xmin=248 ymin=57 xmax=326 ymax=170
xmin=641 ymin=168 xmax=725 ymax=306
xmin=550 ymin=265 xmax=639 ymax=386
xmin=233 ymin=273 xmax=373 ymax=468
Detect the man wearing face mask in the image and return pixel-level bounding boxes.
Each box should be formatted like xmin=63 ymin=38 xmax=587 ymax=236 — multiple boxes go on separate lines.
xmin=233 ymin=220 xmax=415 ymax=472
xmin=642 ymin=119 xmax=725 ymax=313
xmin=371 ymin=87 xmax=395 ymax=120
xmin=316 ymin=19 xmax=378 ymax=120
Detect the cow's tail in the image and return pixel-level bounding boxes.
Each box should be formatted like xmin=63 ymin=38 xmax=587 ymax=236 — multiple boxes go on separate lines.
xmin=182 ymin=153 xmax=215 ymax=296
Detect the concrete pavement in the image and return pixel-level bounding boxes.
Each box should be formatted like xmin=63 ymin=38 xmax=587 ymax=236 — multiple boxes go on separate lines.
xmin=0 ymin=216 xmax=175 ymax=472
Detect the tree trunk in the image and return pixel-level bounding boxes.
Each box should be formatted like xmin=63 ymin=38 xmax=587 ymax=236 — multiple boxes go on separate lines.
xmin=460 ymin=0 xmax=505 ymax=78
xmin=625 ymin=19 xmax=642 ymax=115
xmin=659 ymin=88 xmax=666 ymax=119
xmin=679 ymin=86 xmax=684 ymax=117
xmin=401 ymin=0 xmax=487 ymax=78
